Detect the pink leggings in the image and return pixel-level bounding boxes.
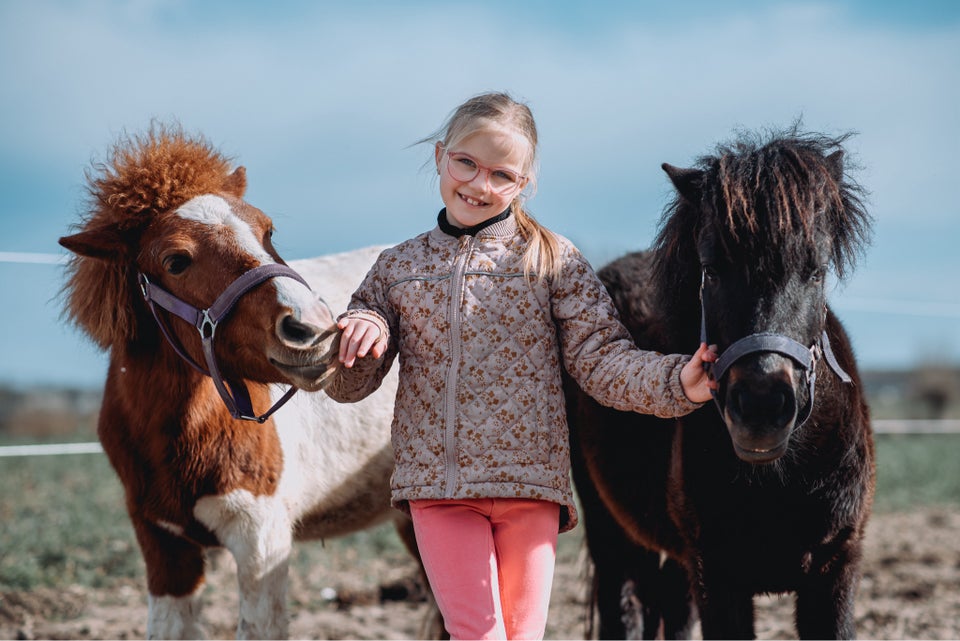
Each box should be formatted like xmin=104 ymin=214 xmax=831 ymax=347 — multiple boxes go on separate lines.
xmin=410 ymin=498 xmax=560 ymax=640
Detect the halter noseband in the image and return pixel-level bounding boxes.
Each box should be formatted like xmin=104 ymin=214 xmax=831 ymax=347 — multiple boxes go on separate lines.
xmin=699 ymin=269 xmax=852 ymax=428
xmin=139 ymin=263 xmax=315 ymax=423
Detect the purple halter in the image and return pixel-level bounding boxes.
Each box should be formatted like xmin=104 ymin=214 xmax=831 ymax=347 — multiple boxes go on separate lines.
xmin=138 ymin=263 xmax=311 ymax=423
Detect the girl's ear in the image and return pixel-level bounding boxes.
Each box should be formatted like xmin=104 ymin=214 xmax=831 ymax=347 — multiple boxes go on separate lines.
xmin=435 ymin=142 xmax=444 ymax=175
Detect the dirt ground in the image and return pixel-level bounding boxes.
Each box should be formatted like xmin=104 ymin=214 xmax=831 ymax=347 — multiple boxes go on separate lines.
xmin=2 ymin=508 xmax=958 ymax=640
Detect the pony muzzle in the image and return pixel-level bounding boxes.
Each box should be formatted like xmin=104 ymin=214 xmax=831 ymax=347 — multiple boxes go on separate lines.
xmin=723 ymin=362 xmax=799 ymax=461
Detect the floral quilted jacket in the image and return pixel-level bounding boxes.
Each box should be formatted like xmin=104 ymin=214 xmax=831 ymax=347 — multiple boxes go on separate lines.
xmin=325 ymin=213 xmax=701 ymax=532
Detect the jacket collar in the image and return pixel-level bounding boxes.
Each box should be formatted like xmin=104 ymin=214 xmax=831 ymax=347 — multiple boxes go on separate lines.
xmin=436 ymin=207 xmax=515 ymax=239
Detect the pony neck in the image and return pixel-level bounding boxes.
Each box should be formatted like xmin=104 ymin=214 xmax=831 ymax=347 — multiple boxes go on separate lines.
xmin=107 ymin=346 xmax=272 ymax=433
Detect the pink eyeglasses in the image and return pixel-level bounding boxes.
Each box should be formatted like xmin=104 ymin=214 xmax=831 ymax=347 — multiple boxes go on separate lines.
xmin=442 ymin=150 xmax=527 ymax=194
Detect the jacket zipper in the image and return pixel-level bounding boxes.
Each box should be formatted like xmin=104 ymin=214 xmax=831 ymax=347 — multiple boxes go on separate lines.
xmin=443 ymin=235 xmax=473 ymax=497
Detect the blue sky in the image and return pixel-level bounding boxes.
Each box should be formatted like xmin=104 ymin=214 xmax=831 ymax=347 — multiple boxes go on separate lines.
xmin=1 ymin=0 xmax=958 ymax=388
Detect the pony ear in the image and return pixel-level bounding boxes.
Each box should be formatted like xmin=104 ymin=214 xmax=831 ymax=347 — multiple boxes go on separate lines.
xmin=60 ymin=222 xmax=141 ymax=349
xmin=59 ymin=222 xmax=132 ymax=260
xmin=825 ymin=150 xmax=844 ymax=183
xmin=223 ymin=166 xmax=247 ymax=197
xmin=662 ymin=163 xmax=704 ymax=203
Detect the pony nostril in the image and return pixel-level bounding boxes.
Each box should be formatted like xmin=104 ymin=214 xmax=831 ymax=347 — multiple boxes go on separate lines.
xmin=278 ymin=314 xmax=322 ymax=346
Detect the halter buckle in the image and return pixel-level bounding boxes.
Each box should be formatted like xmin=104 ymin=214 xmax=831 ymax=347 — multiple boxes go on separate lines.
xmin=198 ymin=309 xmax=217 ymax=340
xmin=806 ymin=343 xmax=821 ymax=384
xmin=138 ymin=273 xmax=150 ymax=300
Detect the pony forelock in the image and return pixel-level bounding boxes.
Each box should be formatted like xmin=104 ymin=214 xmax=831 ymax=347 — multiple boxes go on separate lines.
xmin=654 ymin=126 xmax=872 ymax=296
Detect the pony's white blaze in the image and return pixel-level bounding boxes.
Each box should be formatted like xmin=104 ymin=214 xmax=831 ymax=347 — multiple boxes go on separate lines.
xmin=177 ymin=195 xmax=273 ymax=264
xmin=176 ymin=194 xmax=322 ymax=325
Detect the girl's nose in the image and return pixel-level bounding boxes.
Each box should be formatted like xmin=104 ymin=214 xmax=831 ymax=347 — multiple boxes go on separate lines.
xmin=468 ymin=169 xmax=492 ymax=191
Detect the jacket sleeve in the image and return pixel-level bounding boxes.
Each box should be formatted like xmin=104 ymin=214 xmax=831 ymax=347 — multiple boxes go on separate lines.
xmin=323 ymin=258 xmax=399 ymax=403
xmin=551 ymin=245 xmax=702 ymax=418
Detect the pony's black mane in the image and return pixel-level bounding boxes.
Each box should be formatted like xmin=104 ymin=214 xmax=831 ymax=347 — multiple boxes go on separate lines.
xmin=652 ymin=126 xmax=872 ymax=302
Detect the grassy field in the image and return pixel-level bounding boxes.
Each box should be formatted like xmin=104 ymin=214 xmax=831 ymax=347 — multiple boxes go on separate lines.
xmin=1 ymin=433 xmax=958 ymax=591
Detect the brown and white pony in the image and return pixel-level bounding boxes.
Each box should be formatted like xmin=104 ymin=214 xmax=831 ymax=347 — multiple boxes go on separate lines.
xmin=59 ymin=125 xmax=431 ymax=639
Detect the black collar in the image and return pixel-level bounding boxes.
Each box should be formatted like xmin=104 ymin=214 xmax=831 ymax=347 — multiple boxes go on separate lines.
xmin=437 ymin=207 xmax=512 ymax=238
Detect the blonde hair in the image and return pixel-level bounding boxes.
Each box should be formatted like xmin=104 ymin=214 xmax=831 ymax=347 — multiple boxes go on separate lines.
xmin=422 ymin=92 xmax=563 ymax=281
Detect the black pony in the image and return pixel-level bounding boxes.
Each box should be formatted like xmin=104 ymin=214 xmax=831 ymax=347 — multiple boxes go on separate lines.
xmin=566 ymin=127 xmax=876 ymax=639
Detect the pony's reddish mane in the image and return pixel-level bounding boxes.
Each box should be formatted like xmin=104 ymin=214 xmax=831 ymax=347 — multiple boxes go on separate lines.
xmin=88 ymin=124 xmax=236 ymax=225
xmin=62 ymin=124 xmax=245 ymax=349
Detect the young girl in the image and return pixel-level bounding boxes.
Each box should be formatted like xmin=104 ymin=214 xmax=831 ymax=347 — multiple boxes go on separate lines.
xmin=327 ymin=92 xmax=716 ymax=640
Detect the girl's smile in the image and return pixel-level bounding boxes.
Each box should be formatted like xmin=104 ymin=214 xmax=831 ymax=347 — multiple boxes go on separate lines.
xmin=459 ymin=193 xmax=488 ymax=207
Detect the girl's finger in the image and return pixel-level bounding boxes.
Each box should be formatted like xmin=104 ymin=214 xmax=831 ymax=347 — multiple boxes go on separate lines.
xmin=339 ymin=321 xmax=359 ymax=364
xmin=342 ymin=339 xmax=359 ymax=368
xmin=357 ymin=326 xmax=379 ymax=359
xmin=704 ymin=343 xmax=718 ymax=362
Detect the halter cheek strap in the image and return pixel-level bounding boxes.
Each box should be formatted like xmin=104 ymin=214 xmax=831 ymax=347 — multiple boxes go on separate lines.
xmin=139 ymin=263 xmax=311 ymax=423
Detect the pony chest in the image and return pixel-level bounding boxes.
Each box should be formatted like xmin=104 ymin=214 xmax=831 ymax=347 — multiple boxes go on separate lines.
xmin=101 ymin=399 xmax=284 ymax=509
xmin=682 ymin=471 xmax=848 ymax=577
xmin=174 ymin=422 xmax=284 ymax=496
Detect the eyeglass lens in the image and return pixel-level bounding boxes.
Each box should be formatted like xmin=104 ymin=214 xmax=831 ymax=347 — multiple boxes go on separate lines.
xmin=447 ymin=153 xmax=521 ymax=193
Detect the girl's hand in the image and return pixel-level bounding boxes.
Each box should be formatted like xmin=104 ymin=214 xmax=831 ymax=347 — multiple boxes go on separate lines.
xmin=680 ymin=342 xmax=719 ymax=403
xmin=337 ymin=317 xmax=385 ymax=368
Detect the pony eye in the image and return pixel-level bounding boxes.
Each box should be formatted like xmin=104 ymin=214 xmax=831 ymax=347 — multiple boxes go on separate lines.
xmin=809 ymin=267 xmax=825 ymax=283
xmin=163 ymin=253 xmax=192 ymax=275
xmin=702 ymin=266 xmax=719 ymax=283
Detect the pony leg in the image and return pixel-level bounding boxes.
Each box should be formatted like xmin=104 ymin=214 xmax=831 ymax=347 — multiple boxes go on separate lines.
xmin=148 ymin=592 xmax=207 ymax=640
xmin=608 ymin=546 xmax=663 ymax=639
xmin=132 ymin=520 xmax=208 ymax=640
xmin=694 ymin=578 xmax=754 ymax=640
xmin=572 ymin=475 xmax=662 ymax=639
xmin=569 ymin=417 xmax=666 ymax=638
xmin=608 ymin=548 xmax=695 ymax=640
xmin=795 ymin=541 xmax=861 ymax=639
xmin=658 ymin=557 xmax=696 ymax=640
xmin=235 ymin=558 xmax=290 ymax=640
xmin=194 ymin=491 xmax=292 ymax=640
xmin=796 ymin=585 xmax=856 ymax=640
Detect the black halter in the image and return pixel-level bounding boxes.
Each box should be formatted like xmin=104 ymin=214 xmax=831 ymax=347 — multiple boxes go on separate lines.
xmin=699 ymin=269 xmax=851 ymax=428
xmin=138 ymin=263 xmax=315 ymax=423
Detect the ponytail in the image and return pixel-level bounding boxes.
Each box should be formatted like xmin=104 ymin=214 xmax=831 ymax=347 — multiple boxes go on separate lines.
xmin=513 ymin=203 xmax=564 ymax=283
